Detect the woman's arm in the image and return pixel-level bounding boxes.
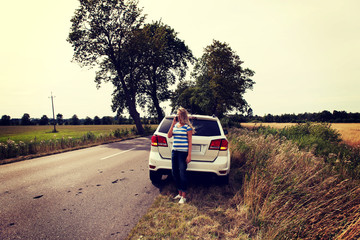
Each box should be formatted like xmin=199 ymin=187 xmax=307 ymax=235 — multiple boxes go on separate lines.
xmin=186 ymin=130 xmax=192 ymax=164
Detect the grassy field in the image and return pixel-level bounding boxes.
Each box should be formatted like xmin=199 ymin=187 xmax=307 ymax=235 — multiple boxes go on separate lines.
xmin=0 ymin=125 xmax=157 ymax=161
xmin=240 ymin=122 xmax=360 ymax=147
xmin=127 ymin=127 xmax=360 ymax=239
xmin=0 ymin=125 xmax=138 ymax=143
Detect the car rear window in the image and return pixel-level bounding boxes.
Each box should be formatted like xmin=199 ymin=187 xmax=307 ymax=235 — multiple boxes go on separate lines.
xmin=158 ymin=117 xmax=221 ymax=136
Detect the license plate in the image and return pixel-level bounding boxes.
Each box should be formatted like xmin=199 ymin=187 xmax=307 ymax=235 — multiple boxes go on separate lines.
xmin=192 ymin=145 xmax=201 ymax=152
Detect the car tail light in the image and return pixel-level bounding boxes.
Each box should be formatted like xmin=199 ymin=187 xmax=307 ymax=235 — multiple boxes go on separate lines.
xmin=209 ymin=139 xmax=228 ymax=151
xmin=220 ymin=139 xmax=228 ymax=151
xmin=151 ymin=135 xmax=168 ymax=147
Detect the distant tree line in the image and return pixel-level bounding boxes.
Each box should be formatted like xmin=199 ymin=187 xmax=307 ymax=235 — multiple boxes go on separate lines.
xmin=229 ymin=110 xmax=360 ymax=124
xmin=2 ymin=110 xmax=360 ymax=126
xmin=0 ymin=113 xmax=158 ymax=126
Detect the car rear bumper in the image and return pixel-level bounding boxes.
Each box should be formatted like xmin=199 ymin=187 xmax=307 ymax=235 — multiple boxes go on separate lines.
xmin=148 ymin=151 xmax=230 ymax=176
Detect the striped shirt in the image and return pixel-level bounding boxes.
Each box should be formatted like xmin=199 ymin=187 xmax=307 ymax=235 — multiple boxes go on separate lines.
xmin=172 ymin=124 xmax=192 ymax=152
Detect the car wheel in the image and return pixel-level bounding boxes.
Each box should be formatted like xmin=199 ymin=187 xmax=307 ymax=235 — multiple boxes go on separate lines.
xmin=149 ymin=170 xmax=162 ymax=184
xmin=218 ymin=175 xmax=229 ymax=185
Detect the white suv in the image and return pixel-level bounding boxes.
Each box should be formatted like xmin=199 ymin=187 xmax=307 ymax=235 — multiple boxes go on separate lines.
xmin=149 ymin=114 xmax=230 ymax=184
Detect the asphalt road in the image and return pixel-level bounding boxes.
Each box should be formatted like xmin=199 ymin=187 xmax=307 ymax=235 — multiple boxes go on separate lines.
xmin=0 ymin=136 xmax=159 ymax=240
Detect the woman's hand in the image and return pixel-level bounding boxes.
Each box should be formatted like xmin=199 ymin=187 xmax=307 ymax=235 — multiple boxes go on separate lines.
xmin=172 ymin=116 xmax=178 ymax=125
xmin=186 ymin=128 xmax=192 ymax=164
xmin=168 ymin=116 xmax=177 ymax=138
xmin=186 ymin=155 xmax=191 ymax=164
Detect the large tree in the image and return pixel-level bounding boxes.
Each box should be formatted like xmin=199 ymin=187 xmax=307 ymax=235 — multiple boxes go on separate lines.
xmin=170 ymin=80 xmax=205 ymax=115
xmin=0 ymin=115 xmax=11 ymax=126
xmin=39 ymin=115 xmax=49 ymax=125
xmin=70 ymin=114 xmax=80 ymax=125
xmin=67 ymin=0 xmax=146 ymax=133
xmin=135 ymin=21 xmax=194 ymax=122
xmin=173 ymin=40 xmax=255 ymax=117
xmin=56 ymin=113 xmax=64 ymax=125
xmin=21 ymin=113 xmax=31 ymax=126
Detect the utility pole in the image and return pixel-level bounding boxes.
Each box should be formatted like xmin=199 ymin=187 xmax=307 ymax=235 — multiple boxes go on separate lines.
xmin=49 ymin=92 xmax=57 ymax=133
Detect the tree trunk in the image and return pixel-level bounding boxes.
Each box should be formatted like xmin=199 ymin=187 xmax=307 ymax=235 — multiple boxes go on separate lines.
xmin=149 ymin=71 xmax=164 ymax=123
xmin=115 ymin=71 xmax=145 ymax=135
xmin=128 ymin=100 xmax=145 ymax=134
xmin=152 ymin=95 xmax=164 ymax=123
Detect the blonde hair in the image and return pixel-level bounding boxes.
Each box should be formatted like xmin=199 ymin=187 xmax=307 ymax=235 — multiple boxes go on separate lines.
xmin=177 ymin=107 xmax=195 ymax=134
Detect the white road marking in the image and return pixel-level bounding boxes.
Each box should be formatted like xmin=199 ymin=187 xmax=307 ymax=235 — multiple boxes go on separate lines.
xmin=100 ymin=148 xmax=136 ymax=160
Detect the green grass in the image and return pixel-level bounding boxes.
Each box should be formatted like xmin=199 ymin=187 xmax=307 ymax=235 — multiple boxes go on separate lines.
xmin=0 ymin=125 xmax=157 ymax=161
xmin=0 ymin=125 xmax=137 ymax=143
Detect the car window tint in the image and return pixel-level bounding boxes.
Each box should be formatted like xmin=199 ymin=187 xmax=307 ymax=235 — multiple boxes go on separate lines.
xmin=158 ymin=118 xmax=221 ymax=136
xmin=158 ymin=118 xmax=173 ymax=133
xmin=192 ymin=119 xmax=221 ymax=136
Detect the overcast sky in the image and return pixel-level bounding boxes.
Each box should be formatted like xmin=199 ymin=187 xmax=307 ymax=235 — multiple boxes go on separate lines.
xmin=1 ymin=0 xmax=359 ymax=119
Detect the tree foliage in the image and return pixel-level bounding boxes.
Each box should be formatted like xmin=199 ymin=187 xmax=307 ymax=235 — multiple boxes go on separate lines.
xmin=172 ymin=40 xmax=255 ymax=117
xmin=0 ymin=115 xmax=11 ymax=126
xmin=94 ymin=116 xmax=102 ymax=125
xmin=56 ymin=113 xmax=64 ymax=125
xmin=135 ymin=21 xmax=194 ymax=122
xmin=84 ymin=116 xmax=93 ymax=125
xmin=21 ymin=113 xmax=31 ymax=126
xmin=39 ymin=115 xmax=49 ymax=125
xmin=70 ymin=114 xmax=80 ymax=125
xmin=68 ymin=0 xmax=193 ymax=130
xmin=68 ymin=0 xmax=146 ymax=133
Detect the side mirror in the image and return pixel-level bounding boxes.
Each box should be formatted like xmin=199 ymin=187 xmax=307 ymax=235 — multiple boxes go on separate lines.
xmin=224 ymin=129 xmax=228 ymax=135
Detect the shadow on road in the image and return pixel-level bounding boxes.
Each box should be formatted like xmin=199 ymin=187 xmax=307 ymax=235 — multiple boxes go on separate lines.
xmin=150 ymin=172 xmax=225 ymax=194
xmin=103 ymin=136 xmax=151 ymax=151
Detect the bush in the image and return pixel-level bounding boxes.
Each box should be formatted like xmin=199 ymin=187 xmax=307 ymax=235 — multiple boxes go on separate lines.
xmin=144 ymin=125 xmax=153 ymax=134
xmin=18 ymin=141 xmax=28 ymax=156
xmin=122 ymin=128 xmax=129 ymax=136
xmin=131 ymin=126 xmax=137 ymax=135
xmin=113 ymin=128 xmax=122 ymax=138
xmin=28 ymin=140 xmax=37 ymax=154
xmin=83 ymin=131 xmax=96 ymax=143
xmin=279 ymin=123 xmax=341 ymax=154
xmin=0 ymin=143 xmax=7 ymax=160
xmin=252 ymin=122 xmax=360 ymax=179
xmin=6 ymin=140 xmax=19 ymax=159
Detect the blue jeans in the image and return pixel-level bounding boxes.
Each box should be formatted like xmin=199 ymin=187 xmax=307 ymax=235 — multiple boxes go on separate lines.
xmin=171 ymin=150 xmax=188 ymax=193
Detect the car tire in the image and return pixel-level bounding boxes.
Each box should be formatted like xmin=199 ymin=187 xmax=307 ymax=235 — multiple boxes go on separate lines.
xmin=149 ymin=170 xmax=162 ymax=184
xmin=218 ymin=175 xmax=229 ymax=185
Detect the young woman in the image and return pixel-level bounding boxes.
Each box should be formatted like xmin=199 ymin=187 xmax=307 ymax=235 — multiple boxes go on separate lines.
xmin=167 ymin=107 xmax=194 ymax=204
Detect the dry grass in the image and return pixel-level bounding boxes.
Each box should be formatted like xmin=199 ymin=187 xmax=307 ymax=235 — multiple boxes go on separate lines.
xmin=240 ymin=122 xmax=296 ymax=130
xmin=127 ymin=128 xmax=360 ymax=239
xmin=331 ymin=123 xmax=360 ymax=147
xmin=229 ymin=128 xmax=360 ymax=239
xmin=241 ymin=122 xmax=360 ymax=147
xmin=127 ymin=177 xmax=254 ymax=240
